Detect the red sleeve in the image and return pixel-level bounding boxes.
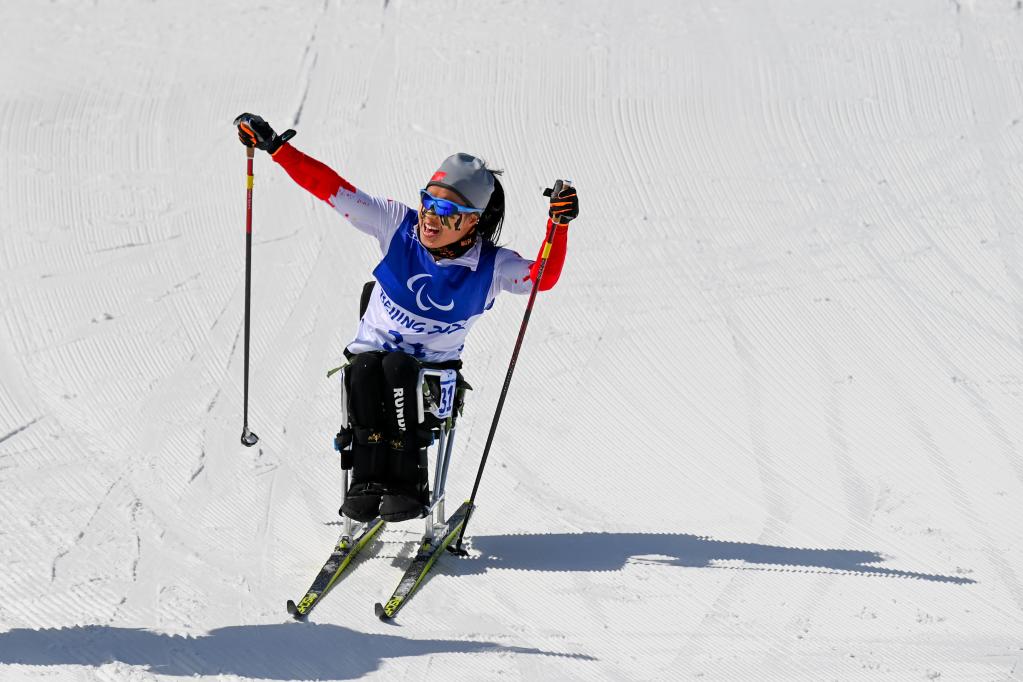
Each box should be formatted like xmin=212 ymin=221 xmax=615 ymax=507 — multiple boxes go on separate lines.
xmin=528 ymin=220 xmax=570 ymax=291
xmin=271 ymin=143 xmax=356 ymax=203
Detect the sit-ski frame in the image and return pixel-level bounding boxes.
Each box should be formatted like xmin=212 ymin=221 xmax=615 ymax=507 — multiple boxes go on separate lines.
xmin=337 ymin=366 xmax=460 ymax=542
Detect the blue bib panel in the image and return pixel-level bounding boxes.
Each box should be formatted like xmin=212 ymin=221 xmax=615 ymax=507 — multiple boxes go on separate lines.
xmin=372 ymin=211 xmax=498 ymax=324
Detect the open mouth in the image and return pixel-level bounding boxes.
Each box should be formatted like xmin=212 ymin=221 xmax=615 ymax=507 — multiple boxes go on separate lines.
xmin=422 ymin=223 xmax=442 ymax=239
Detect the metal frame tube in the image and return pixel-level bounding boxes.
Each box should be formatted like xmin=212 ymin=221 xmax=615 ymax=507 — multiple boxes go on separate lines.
xmin=435 ymin=426 xmax=457 ymax=523
xmin=338 ymin=367 xmax=352 ymax=539
xmin=438 ymin=426 xmax=456 ymax=499
xmin=431 ymin=429 xmax=447 ymax=505
xmin=416 ymin=368 xmax=460 ymax=539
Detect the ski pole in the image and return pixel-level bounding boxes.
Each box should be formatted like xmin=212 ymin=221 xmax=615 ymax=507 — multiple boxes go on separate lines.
xmin=240 ymin=146 xmax=259 ymax=447
xmin=450 ymin=179 xmax=569 ymax=555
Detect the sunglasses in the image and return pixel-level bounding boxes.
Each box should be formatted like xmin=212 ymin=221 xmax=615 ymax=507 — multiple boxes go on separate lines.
xmin=420 ymin=189 xmax=483 ymax=217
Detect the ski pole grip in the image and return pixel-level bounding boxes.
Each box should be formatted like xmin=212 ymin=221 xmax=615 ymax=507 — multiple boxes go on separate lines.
xmin=542 ymin=179 xmax=565 ymax=199
xmin=544 ymin=179 xmax=573 ymax=226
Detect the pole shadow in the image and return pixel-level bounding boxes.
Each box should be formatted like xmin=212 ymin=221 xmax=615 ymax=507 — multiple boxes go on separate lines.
xmin=0 ymin=623 xmax=586 ymax=680
xmin=451 ymin=532 xmax=974 ymax=584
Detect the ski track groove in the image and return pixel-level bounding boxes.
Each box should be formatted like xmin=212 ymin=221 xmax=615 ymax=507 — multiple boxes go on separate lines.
xmin=290 ymin=0 xmax=330 ymax=128
xmin=767 ymin=343 xmax=880 ymax=664
xmin=675 ymin=249 xmax=814 ymax=678
xmin=862 ymin=240 xmax=1023 ymax=614
xmin=866 ymin=176 xmax=1023 ymax=488
xmin=50 ymin=472 xmax=126 ymax=584
xmin=957 ymin=6 xmax=1023 ymax=372
xmin=745 ymin=33 xmax=877 ymax=666
xmin=662 ymin=11 xmax=817 ymax=671
xmin=764 ymin=7 xmax=1023 ymax=638
xmin=0 ymin=416 xmax=41 ymax=446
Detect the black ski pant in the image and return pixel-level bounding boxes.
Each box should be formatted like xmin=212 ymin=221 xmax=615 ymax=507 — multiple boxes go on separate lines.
xmin=345 ymin=351 xmax=428 ymax=498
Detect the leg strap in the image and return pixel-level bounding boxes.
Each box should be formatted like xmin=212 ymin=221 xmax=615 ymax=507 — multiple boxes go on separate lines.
xmin=334 ymin=427 xmax=354 ymax=470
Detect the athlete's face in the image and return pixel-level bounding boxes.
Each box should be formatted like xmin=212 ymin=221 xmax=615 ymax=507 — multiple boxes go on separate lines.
xmin=418 ymin=186 xmax=480 ymax=250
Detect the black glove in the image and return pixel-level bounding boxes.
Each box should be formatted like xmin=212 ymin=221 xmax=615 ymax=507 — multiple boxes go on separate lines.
xmin=233 ymin=113 xmax=296 ymax=155
xmin=543 ymin=180 xmax=579 ymax=224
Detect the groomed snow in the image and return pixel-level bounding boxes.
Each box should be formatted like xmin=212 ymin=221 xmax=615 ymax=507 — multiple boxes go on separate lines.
xmin=2 ymin=0 xmax=1023 ymax=679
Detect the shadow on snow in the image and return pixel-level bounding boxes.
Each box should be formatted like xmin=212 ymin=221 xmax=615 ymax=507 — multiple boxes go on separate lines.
xmin=0 ymin=533 xmax=970 ymax=677
xmin=458 ymin=532 xmax=975 ymax=584
xmin=0 ymin=623 xmax=578 ymax=679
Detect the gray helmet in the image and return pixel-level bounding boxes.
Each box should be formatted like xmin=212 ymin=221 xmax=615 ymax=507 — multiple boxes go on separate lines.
xmin=426 ymin=153 xmax=495 ymax=210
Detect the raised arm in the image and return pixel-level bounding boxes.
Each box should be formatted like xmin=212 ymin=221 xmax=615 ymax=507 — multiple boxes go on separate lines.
xmin=234 ymin=113 xmax=408 ymax=250
xmin=271 ymin=143 xmax=409 ymax=248
xmin=494 ymin=181 xmax=578 ymax=296
xmin=495 ymin=221 xmax=570 ymax=295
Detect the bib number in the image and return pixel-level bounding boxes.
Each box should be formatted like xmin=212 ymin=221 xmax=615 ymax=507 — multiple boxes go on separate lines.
xmin=436 ymin=369 xmax=457 ymax=419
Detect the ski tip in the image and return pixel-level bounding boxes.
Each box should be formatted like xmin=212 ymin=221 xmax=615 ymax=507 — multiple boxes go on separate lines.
xmin=374 ymin=602 xmax=392 ymax=621
xmin=286 ymin=600 xmax=306 ymax=621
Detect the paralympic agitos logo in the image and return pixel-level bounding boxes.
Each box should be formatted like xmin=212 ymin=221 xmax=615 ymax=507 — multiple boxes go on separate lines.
xmin=406 ymin=274 xmax=454 ymax=312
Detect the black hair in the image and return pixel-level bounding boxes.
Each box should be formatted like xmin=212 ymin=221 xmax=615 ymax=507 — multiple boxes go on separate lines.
xmin=477 ymin=168 xmax=505 ymax=246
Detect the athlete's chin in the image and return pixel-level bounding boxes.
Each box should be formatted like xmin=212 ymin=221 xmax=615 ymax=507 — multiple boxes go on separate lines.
xmin=420 ymin=230 xmax=443 ymax=246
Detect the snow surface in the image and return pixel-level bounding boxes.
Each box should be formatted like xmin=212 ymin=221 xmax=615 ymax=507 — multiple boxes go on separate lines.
xmin=2 ymin=0 xmax=1023 ymax=679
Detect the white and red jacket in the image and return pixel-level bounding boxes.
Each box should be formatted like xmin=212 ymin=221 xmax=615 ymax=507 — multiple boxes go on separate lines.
xmin=272 ymin=144 xmax=569 ymax=363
